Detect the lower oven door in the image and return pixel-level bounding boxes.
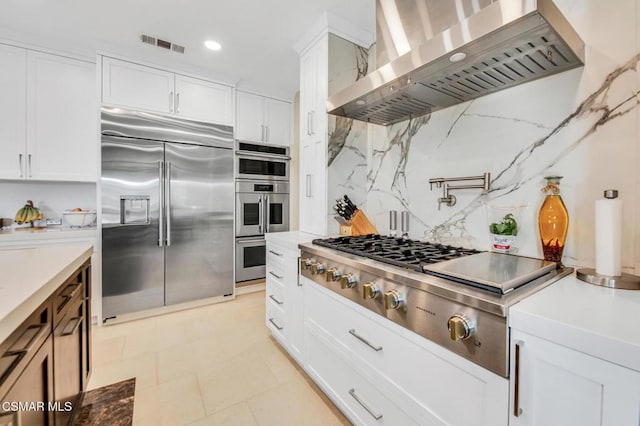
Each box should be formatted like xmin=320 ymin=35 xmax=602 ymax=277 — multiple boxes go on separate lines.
xmin=235 ymin=237 xmax=266 ymax=282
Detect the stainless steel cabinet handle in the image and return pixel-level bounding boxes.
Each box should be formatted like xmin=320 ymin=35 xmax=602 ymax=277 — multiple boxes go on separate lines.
xmin=348 ymin=388 xmax=382 ymax=420
xmin=237 ymin=238 xmax=266 ymax=245
xmin=265 ymin=194 xmax=270 ymax=233
xmin=268 ymin=318 xmax=283 ymax=330
xmin=176 ymin=93 xmax=180 ymax=113
xmin=62 ymin=316 xmax=83 ymax=336
xmin=261 ymin=125 xmax=265 ymax=142
xmin=166 ymin=162 xmax=172 ymax=246
xmin=265 ymin=125 xmax=269 ymax=142
xmin=268 ymin=294 xmax=283 ymax=305
xmin=258 ymin=196 xmax=263 ymax=234
xmin=514 ymin=340 xmax=523 ymax=417
xmin=349 ymin=329 xmax=383 ymax=352
xmin=297 ymin=256 xmax=302 ymax=286
xmin=5 ymin=324 xmax=48 ymax=356
xmin=158 ymin=162 xmax=164 ymax=247
xmin=18 ymin=154 xmax=23 ymax=177
xmin=268 ymin=250 xmax=283 ymax=257
xmin=306 ymin=112 xmax=311 ymax=136
xmin=170 ymin=91 xmax=174 ymax=112
xmin=269 ymin=271 xmax=283 ymax=280
xmin=27 ymin=154 xmax=32 ymax=177
xmin=305 ymin=174 xmax=312 ymax=197
xmin=310 ymin=110 xmax=315 ymax=135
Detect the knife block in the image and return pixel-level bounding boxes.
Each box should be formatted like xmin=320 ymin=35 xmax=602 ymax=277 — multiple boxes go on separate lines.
xmin=335 ymin=210 xmax=378 ymax=236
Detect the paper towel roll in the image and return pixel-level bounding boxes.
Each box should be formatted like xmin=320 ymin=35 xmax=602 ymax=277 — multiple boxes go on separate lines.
xmin=595 ymin=192 xmax=622 ymax=276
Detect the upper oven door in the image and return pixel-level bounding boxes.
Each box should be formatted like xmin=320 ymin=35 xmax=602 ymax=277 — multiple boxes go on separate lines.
xmin=236 ymin=153 xmax=290 ymax=181
xmin=236 ymin=192 xmax=263 ymax=237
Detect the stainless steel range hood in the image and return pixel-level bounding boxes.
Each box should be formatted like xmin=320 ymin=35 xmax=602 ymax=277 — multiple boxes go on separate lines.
xmin=327 ymin=0 xmax=585 ymax=126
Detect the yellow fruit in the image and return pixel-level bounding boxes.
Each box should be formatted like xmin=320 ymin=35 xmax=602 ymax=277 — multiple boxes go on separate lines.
xmin=14 ymin=200 xmax=41 ymax=226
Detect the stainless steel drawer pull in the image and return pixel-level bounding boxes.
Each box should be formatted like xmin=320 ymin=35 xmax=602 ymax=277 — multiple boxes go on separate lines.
xmin=514 ymin=340 xmax=524 ymax=417
xmin=18 ymin=154 xmax=23 ymax=177
xmin=5 ymin=324 xmax=48 ymax=356
xmin=62 ymin=316 xmax=83 ymax=336
xmin=268 ymin=250 xmax=283 ymax=257
xmin=269 ymin=294 xmax=283 ymax=305
xmin=269 ymin=271 xmax=283 ymax=280
xmin=348 ymin=388 xmax=382 ymax=420
xmin=268 ymin=318 xmax=283 ymax=330
xmin=349 ymin=329 xmax=383 ymax=352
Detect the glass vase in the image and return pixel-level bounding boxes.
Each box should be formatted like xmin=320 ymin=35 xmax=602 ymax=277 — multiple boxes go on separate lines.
xmin=538 ymin=176 xmax=569 ymax=263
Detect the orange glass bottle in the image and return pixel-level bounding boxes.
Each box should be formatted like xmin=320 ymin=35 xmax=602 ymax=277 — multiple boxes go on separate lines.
xmin=538 ymin=176 xmax=569 ymax=263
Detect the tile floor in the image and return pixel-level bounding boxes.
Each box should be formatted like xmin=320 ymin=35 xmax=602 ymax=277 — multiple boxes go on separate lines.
xmin=89 ymin=291 xmax=351 ymax=426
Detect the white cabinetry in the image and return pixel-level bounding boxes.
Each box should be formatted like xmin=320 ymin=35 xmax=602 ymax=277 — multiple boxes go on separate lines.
xmin=0 ymin=45 xmax=96 ymax=182
xmin=0 ymin=44 xmax=27 ymax=180
xmin=510 ymin=330 xmax=640 ymax=426
xmin=236 ymin=91 xmax=291 ymax=146
xmin=102 ymin=57 xmax=233 ymax=125
xmin=299 ymin=35 xmax=328 ymax=236
xmin=304 ymin=277 xmax=509 ymax=426
xmin=265 ymin=239 xmax=304 ymax=364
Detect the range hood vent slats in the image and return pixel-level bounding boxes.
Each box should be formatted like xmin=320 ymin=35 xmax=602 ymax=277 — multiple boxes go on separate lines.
xmin=327 ymin=0 xmax=585 ymax=126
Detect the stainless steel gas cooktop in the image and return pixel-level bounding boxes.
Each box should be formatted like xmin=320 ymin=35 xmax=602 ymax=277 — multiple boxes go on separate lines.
xmin=300 ymin=235 xmax=573 ymax=377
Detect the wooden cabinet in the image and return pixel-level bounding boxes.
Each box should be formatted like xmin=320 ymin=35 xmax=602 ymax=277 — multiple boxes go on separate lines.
xmin=236 ymin=91 xmax=291 ymax=146
xmin=0 ymin=45 xmax=96 ymax=182
xmin=102 ymin=57 xmax=234 ymax=126
xmin=298 ymin=35 xmax=328 ymax=236
xmin=0 ymin=44 xmax=27 ymax=180
xmin=0 ymin=259 xmax=92 ymax=425
xmin=510 ymin=330 xmax=640 ymax=426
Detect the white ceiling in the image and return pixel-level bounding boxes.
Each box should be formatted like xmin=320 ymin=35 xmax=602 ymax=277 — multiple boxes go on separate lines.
xmin=0 ymin=0 xmax=375 ymax=100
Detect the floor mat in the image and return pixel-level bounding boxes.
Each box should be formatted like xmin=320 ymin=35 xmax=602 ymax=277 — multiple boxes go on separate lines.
xmin=74 ymin=378 xmax=135 ymax=426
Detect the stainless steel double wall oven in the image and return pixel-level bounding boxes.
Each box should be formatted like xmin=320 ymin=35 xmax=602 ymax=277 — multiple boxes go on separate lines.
xmin=235 ymin=142 xmax=290 ymax=282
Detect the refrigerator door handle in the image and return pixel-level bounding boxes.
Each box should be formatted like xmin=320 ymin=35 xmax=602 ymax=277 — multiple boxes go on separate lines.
xmin=166 ymin=161 xmax=172 ymax=246
xmin=265 ymin=194 xmax=270 ymax=233
xmin=258 ymin=195 xmax=263 ymax=234
xmin=158 ymin=161 xmax=164 ymax=247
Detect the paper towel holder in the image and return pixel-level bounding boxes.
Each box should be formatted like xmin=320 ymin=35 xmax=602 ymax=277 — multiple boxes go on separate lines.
xmin=576 ymin=268 xmax=640 ymax=290
xmin=577 ymin=189 xmax=640 ymax=289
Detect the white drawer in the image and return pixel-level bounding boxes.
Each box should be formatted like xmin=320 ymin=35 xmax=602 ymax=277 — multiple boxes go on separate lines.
xmin=305 ymin=281 xmax=506 ymax=426
xmin=306 ymin=322 xmax=421 ymax=426
xmin=266 ymin=278 xmax=286 ymax=309
xmin=266 ymin=299 xmax=286 ymax=342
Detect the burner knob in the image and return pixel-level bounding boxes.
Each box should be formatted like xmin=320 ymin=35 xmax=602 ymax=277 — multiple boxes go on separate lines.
xmin=447 ymin=315 xmax=473 ymax=341
xmin=311 ymin=263 xmax=326 ymax=275
xmin=383 ymin=290 xmax=403 ymax=310
xmin=325 ymin=268 xmax=342 ymax=282
xmin=300 ymin=258 xmax=313 ymax=270
xmin=340 ymin=274 xmax=358 ymax=289
xmin=362 ymin=283 xmax=380 ymax=300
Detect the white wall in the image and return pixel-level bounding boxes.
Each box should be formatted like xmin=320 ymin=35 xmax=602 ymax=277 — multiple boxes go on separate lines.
xmin=366 ymin=0 xmax=640 ymax=272
xmin=0 ymin=181 xmax=96 ymax=223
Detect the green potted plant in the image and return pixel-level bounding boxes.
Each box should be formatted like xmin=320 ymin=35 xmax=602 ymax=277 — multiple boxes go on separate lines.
xmin=487 ymin=206 xmax=524 ymax=253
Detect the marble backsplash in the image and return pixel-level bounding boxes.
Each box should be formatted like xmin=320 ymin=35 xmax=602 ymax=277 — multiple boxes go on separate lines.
xmin=364 ymin=0 xmax=640 ymax=271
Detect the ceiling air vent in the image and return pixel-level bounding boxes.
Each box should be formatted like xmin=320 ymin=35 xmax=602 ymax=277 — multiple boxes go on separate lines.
xmin=140 ymin=34 xmax=186 ymax=54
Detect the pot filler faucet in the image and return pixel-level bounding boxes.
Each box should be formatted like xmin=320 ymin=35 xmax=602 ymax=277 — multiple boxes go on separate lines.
xmin=429 ymin=172 xmax=491 ymax=210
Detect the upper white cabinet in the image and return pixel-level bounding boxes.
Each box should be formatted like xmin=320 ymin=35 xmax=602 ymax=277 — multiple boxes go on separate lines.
xmin=510 ymin=330 xmax=640 ymax=426
xmin=102 ymin=57 xmax=233 ymax=126
xmin=0 ymin=44 xmax=27 ymax=180
xmin=298 ymin=35 xmax=328 ymax=236
xmin=0 ymin=45 xmax=97 ymax=182
xmin=236 ymin=91 xmax=291 ymax=146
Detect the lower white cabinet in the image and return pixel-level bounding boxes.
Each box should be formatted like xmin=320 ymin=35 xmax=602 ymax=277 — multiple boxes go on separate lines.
xmin=510 ymin=330 xmax=640 ymax=426
xmin=265 ymin=240 xmax=304 ymax=364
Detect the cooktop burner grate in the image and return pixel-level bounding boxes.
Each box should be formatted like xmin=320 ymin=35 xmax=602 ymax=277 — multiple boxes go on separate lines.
xmin=313 ymin=234 xmax=481 ymax=273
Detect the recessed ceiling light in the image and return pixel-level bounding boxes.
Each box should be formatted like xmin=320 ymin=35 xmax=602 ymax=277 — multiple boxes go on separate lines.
xmin=449 ymin=52 xmax=467 ymax=63
xmin=204 ymin=40 xmax=222 ymax=51
xmin=356 ymin=99 xmax=366 ymax=106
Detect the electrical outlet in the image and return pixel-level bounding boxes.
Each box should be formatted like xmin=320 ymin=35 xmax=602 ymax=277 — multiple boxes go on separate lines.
xmin=46 ymin=218 xmax=62 ymax=226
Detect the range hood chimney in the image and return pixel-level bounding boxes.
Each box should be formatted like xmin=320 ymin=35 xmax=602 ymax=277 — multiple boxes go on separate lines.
xmin=327 ymin=0 xmax=585 ymax=126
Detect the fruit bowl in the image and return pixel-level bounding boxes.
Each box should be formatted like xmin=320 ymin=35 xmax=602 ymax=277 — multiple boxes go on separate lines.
xmin=63 ymin=210 xmax=97 ymax=227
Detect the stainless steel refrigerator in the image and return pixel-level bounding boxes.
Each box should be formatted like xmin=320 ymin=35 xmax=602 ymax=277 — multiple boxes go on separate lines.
xmin=101 ymin=107 xmax=234 ymax=321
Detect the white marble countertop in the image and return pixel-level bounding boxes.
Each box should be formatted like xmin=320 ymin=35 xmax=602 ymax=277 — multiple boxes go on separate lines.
xmin=0 ymin=226 xmax=97 ymax=243
xmin=510 ymin=273 xmax=640 ymax=372
xmin=265 ymin=230 xmax=323 ymax=249
xmin=0 ymin=243 xmax=93 ymax=344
